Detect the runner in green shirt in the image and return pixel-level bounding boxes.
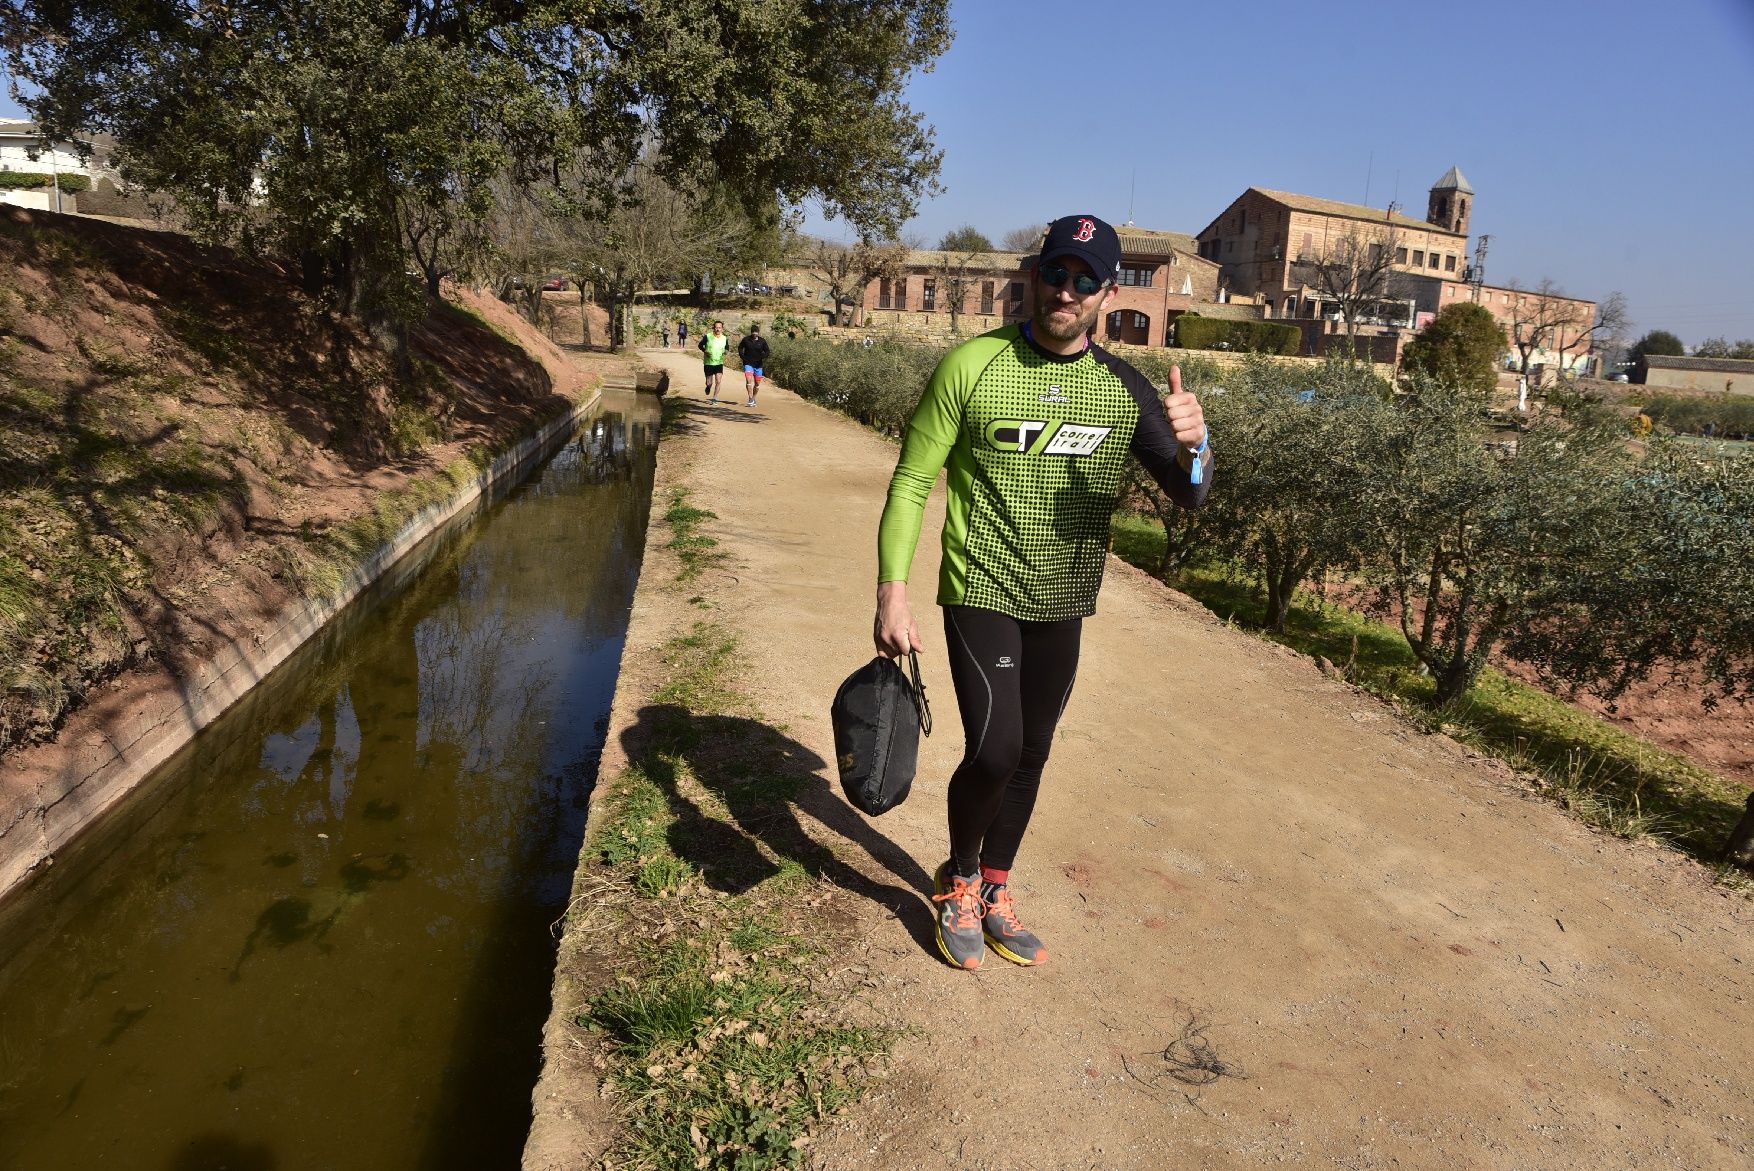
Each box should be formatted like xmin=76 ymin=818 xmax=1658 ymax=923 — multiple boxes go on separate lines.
xmin=697 ymin=319 xmax=730 ymax=402
xmin=872 ymin=213 xmax=1213 ymax=970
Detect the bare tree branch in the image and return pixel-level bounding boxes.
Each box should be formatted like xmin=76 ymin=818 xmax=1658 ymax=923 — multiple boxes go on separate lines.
xmin=1290 ymin=220 xmax=1405 ymax=341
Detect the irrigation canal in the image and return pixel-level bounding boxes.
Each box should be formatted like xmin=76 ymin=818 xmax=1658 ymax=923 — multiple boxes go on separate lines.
xmin=0 ymin=388 xmax=661 ymax=1170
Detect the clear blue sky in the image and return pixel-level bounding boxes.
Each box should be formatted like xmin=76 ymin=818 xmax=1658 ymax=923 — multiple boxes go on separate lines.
xmin=802 ymin=0 xmax=1754 ymax=349
xmin=6 ymin=0 xmax=1751 ymax=345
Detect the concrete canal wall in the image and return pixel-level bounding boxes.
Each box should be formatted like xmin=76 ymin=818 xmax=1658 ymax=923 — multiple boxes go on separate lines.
xmin=0 ymin=386 xmax=609 ymax=900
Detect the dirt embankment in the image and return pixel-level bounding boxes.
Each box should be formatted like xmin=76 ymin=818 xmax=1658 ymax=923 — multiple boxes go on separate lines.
xmin=0 ymin=207 xmax=635 ymax=875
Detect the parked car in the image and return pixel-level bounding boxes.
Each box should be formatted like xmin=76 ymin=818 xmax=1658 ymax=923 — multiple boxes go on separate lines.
xmin=541 ymin=276 xmax=567 ymax=291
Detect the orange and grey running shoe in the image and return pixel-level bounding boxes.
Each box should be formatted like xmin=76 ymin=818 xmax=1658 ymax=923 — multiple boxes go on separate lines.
xmin=931 ymin=862 xmax=987 ymax=971
xmin=981 ymin=881 xmax=1048 ymax=966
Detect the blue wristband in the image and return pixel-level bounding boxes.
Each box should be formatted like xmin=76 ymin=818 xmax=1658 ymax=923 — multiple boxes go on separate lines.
xmin=1185 ymin=428 xmax=1209 ymax=485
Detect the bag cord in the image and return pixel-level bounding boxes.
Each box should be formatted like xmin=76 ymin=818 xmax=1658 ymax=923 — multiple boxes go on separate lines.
xmin=906 ymin=649 xmax=933 ymax=737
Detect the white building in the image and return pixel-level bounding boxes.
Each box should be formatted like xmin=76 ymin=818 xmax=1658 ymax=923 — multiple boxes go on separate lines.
xmin=0 ymin=119 xmax=116 ymax=211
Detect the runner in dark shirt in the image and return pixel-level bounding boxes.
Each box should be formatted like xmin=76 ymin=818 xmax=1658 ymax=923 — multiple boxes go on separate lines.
xmin=738 ymin=324 xmax=771 ymax=408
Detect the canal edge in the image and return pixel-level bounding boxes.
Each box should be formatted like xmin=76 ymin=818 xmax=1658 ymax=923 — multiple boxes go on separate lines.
xmin=524 ymin=393 xmax=696 ymax=1167
xmin=0 ymin=383 xmax=607 ymax=901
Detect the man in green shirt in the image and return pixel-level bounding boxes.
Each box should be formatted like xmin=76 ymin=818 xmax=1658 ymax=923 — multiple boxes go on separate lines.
xmin=873 ymin=213 xmax=1212 ymax=970
xmin=698 ymin=319 xmax=730 ymax=401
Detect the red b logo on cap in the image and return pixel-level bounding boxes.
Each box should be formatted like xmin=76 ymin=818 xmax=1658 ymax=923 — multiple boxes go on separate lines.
xmin=1073 ymin=218 xmax=1096 ymax=242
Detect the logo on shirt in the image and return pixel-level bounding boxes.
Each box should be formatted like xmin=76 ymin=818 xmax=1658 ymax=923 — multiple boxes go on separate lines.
xmin=983 ymin=419 xmax=1113 ymax=457
xmin=996 ymin=655 xmax=1015 ymax=669
xmin=1039 ymin=384 xmax=1069 ymax=404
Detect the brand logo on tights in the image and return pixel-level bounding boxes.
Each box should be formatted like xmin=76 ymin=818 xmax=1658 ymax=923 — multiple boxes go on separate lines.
xmin=995 ymin=655 xmax=1015 ymax=668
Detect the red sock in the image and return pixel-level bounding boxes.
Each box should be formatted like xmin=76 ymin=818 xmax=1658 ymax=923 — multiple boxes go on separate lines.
xmin=979 ymin=865 xmax=1009 ymax=886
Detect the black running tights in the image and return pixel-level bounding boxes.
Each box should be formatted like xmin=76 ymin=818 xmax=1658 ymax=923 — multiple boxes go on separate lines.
xmin=941 ymin=605 xmax=1082 ymax=877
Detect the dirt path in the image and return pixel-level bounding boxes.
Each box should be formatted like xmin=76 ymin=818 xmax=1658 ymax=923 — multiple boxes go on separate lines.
xmin=608 ymin=350 xmax=1753 ymax=1169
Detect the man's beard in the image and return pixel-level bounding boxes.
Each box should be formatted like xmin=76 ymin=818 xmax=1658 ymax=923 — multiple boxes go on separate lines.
xmin=1032 ymin=287 xmax=1103 ymax=344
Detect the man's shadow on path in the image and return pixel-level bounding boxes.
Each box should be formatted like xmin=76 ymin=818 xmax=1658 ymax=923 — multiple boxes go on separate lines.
xmin=619 ymin=704 xmax=938 ymax=957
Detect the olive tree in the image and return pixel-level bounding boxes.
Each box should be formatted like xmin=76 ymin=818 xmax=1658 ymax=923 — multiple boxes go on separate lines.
xmin=1347 ymin=383 xmax=1746 ymax=704
xmin=1515 ymin=440 xmax=1754 ymax=706
xmin=1118 ymin=354 xmax=1226 ymax=577
xmin=1192 ymin=357 xmax=1396 ymax=631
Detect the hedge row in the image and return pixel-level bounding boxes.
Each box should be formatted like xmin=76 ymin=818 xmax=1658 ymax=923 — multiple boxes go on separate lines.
xmin=0 ymin=171 xmax=90 ymax=193
xmin=1638 ymin=393 xmax=1754 ymax=439
xmin=1173 ymin=314 xmax=1300 ymax=356
xmin=766 ymin=334 xmax=1242 ymax=438
xmin=764 ymin=336 xmax=945 ymax=436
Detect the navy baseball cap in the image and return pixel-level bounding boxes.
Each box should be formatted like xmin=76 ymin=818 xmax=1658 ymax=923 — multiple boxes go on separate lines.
xmin=1039 ymin=214 xmax=1121 ymax=285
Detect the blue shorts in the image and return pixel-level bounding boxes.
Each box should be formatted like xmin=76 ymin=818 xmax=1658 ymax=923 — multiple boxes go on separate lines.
xmin=745 ymin=366 xmax=763 ymax=378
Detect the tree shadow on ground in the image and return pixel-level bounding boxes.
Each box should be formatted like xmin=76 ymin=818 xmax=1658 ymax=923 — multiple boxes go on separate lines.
xmin=619 ymin=703 xmax=938 ymax=956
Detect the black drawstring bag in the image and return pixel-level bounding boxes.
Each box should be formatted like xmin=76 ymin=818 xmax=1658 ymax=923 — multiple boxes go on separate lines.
xmin=831 ymin=650 xmax=932 ymax=816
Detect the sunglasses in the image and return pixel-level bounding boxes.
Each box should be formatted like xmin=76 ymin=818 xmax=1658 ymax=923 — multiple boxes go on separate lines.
xmin=1037 ymin=261 xmax=1107 ymax=296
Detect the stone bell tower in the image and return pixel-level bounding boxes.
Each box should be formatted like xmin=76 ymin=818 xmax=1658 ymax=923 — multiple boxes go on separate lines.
xmin=1427 ymin=165 xmax=1473 ymax=236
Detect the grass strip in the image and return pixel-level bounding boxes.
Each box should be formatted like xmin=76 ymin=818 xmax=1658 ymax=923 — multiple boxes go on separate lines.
xmin=567 ymin=474 xmax=896 ymax=1169
xmin=663 ymin=486 xmax=728 ymax=584
xmin=1111 ymin=513 xmax=1752 ymax=885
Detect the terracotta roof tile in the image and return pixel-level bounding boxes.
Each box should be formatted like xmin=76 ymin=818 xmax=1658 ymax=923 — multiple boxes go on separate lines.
xmin=1645 ymin=355 xmax=1754 ymax=374
xmin=1254 ymin=188 xmax=1457 ymax=235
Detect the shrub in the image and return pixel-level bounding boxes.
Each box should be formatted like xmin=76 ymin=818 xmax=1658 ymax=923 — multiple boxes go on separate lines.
xmin=1636 ymin=393 xmax=1754 ymax=439
xmin=1401 ymin=302 xmax=1506 ymax=395
xmin=0 ymin=171 xmax=88 ymax=194
xmin=766 ymin=336 xmax=946 ymax=436
xmin=1174 ymin=314 xmax=1300 ymax=356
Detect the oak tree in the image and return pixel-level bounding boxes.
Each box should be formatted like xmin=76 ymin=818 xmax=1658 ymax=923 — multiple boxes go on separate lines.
xmin=3 ymin=0 xmax=949 ymax=342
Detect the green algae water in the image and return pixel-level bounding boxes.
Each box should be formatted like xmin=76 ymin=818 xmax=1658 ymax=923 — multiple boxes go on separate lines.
xmin=0 ymin=393 xmax=658 ymax=1170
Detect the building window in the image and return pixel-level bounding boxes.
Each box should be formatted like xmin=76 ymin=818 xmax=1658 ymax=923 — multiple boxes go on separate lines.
xmin=1132 ymin=312 xmax=1148 ymax=330
xmin=1119 ymin=265 xmax=1153 ymax=287
xmin=1303 ymin=231 xmax=1313 ymax=257
xmin=980 ymin=280 xmax=995 ymax=314
xmin=1395 ymin=247 xmax=1408 ymax=264
xmin=1412 ymin=249 xmax=1425 ymax=266
xmin=1428 ymin=252 xmax=1440 ymax=269
xmin=1444 ymin=254 xmax=1456 ymax=272
xmin=1225 ymin=240 xmax=1234 ymax=255
xmin=1007 ymin=280 xmax=1024 ymax=308
xmin=1285 ymin=296 xmax=1297 ymax=316
xmin=878 ymin=278 xmax=894 ymax=310
xmin=922 ymin=278 xmax=936 ymax=312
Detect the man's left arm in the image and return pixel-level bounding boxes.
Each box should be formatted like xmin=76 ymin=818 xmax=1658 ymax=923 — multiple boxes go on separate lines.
xmin=1125 ymin=363 xmax=1211 ymax=510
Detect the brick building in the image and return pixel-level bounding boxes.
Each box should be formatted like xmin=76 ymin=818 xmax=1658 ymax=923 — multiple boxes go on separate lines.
xmin=857 ymin=230 xmax=1222 ymax=346
xmin=1194 ymin=175 xmax=1470 ymax=326
xmin=1195 ymin=167 xmax=1598 ymax=368
xmin=861 ymin=249 xmax=1029 ymax=337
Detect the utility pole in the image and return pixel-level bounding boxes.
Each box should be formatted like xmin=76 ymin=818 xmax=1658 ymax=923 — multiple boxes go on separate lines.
xmin=1469 ymin=234 xmax=1490 ymax=303
xmin=47 ymin=142 xmax=62 ymax=214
